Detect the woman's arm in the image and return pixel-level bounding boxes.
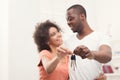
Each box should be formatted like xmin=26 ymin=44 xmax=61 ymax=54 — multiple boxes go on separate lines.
xmin=41 ymin=55 xmax=61 ymax=74
xmin=42 ymin=47 xmax=71 ymax=74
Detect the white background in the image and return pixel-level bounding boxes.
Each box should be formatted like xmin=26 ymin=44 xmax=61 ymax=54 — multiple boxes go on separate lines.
xmin=0 ymin=0 xmax=120 ymax=80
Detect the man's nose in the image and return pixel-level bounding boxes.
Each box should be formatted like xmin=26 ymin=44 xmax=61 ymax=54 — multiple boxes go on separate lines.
xmin=67 ymin=21 xmax=71 ymax=26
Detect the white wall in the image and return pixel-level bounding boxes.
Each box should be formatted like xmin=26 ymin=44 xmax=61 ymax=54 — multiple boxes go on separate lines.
xmin=95 ymin=0 xmax=115 ymax=39
xmin=9 ymin=0 xmax=40 ymax=80
xmin=96 ymin=0 xmax=120 ymax=52
xmin=8 ymin=0 xmax=97 ymax=80
xmin=0 ymin=0 xmax=8 ymax=80
xmin=0 ymin=0 xmax=119 ymax=80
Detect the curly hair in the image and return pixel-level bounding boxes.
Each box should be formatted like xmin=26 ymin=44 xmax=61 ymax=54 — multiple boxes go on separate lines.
xmin=33 ymin=20 xmax=61 ymax=52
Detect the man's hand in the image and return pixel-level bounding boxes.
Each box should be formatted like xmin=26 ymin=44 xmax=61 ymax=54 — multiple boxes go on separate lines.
xmin=94 ymin=73 xmax=107 ymax=80
xmin=73 ymin=45 xmax=94 ymax=59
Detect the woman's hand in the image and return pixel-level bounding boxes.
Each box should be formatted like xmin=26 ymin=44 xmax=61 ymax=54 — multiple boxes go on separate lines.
xmin=57 ymin=46 xmax=72 ymax=59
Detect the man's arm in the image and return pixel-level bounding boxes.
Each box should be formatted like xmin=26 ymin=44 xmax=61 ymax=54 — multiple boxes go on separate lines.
xmin=73 ymin=45 xmax=112 ymax=63
xmin=91 ymin=44 xmax=112 ymax=63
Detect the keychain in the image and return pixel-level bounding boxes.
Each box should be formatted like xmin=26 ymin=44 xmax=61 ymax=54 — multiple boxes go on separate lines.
xmin=71 ymin=54 xmax=77 ymax=70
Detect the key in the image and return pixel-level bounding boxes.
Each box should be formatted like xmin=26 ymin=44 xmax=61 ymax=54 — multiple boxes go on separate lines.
xmin=71 ymin=54 xmax=77 ymax=70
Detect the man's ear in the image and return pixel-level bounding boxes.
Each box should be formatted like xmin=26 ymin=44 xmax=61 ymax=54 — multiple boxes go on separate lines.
xmin=80 ymin=13 xmax=85 ymax=21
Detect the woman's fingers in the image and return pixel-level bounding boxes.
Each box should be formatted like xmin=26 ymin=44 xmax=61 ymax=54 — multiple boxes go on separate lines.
xmin=57 ymin=46 xmax=72 ymax=54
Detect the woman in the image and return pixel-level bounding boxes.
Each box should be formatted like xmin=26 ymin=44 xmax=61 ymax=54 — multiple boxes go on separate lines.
xmin=33 ymin=20 xmax=71 ymax=80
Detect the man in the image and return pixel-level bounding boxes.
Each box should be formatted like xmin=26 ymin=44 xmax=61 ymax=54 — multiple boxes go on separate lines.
xmin=64 ymin=4 xmax=112 ymax=80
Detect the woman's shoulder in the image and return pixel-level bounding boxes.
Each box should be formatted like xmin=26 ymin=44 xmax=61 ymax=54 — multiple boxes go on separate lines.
xmin=40 ymin=50 xmax=51 ymax=58
xmin=40 ymin=50 xmax=50 ymax=54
